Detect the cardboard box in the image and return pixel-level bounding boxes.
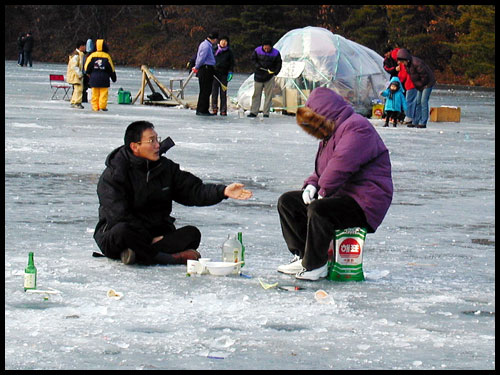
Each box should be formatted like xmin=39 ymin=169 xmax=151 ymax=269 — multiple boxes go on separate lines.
xmin=284 ymin=88 xmax=310 ymax=114
xmin=430 ymin=106 xmax=461 ymax=122
xmin=285 ymin=88 xmax=299 ymax=113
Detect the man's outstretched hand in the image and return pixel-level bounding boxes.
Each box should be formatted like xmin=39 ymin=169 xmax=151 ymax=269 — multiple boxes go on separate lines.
xmin=224 ymin=183 xmax=253 ymax=200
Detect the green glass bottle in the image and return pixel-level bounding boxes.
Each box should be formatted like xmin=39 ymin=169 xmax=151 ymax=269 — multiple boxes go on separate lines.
xmin=24 ymin=252 xmax=37 ymax=291
xmin=237 ymin=232 xmax=245 ymax=267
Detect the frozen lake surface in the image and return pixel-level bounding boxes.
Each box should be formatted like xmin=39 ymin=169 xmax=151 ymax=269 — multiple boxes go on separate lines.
xmin=4 ymin=60 xmax=495 ymax=370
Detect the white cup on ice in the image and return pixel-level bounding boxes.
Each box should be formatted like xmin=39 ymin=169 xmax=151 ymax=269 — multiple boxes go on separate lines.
xmin=187 ymin=260 xmax=202 ymax=275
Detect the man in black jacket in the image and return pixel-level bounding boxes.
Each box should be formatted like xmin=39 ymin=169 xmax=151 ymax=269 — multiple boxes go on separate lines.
xmin=94 ymin=121 xmax=252 ymax=265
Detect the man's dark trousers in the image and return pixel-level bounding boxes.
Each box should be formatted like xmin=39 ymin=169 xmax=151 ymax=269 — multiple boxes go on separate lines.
xmin=277 ymin=191 xmax=370 ymax=270
xmin=196 ymin=65 xmax=215 ymax=114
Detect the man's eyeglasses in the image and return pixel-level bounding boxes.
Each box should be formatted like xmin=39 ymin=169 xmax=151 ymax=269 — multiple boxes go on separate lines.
xmin=136 ymin=136 xmax=161 ymax=145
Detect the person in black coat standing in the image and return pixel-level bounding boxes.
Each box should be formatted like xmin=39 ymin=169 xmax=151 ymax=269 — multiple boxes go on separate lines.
xmin=211 ymin=36 xmax=235 ymax=116
xmin=17 ymin=32 xmax=25 ymax=66
xmin=23 ymin=31 xmax=34 ymax=67
xmin=94 ymin=121 xmax=253 ymax=266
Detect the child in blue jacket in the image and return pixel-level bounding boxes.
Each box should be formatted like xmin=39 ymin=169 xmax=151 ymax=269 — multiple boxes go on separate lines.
xmin=380 ymin=77 xmax=407 ymax=127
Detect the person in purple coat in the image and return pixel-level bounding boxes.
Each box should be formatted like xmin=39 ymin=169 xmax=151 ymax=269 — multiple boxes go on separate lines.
xmin=247 ymin=39 xmax=282 ymax=118
xmin=277 ymin=87 xmax=393 ymax=280
xmin=192 ymin=31 xmax=218 ymax=116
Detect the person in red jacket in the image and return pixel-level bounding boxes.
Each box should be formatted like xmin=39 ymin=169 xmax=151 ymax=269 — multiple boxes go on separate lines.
xmin=397 ymin=61 xmax=417 ymax=126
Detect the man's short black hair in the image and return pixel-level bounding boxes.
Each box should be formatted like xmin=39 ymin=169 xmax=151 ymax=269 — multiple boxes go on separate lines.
xmin=76 ymin=40 xmax=86 ymax=49
xmin=124 ymin=121 xmax=155 ymax=147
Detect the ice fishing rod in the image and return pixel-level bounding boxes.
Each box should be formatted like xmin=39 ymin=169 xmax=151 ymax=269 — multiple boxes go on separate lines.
xmin=260 ymin=67 xmax=275 ymax=74
xmin=213 ymin=75 xmax=228 ymax=91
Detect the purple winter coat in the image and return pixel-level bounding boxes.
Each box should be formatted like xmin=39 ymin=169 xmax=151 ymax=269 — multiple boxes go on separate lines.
xmin=303 ymin=88 xmax=393 ymax=232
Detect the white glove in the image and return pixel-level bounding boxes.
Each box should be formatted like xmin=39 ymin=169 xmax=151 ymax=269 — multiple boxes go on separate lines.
xmin=302 ymin=185 xmax=317 ymax=205
xmin=318 ymin=194 xmax=324 ymax=200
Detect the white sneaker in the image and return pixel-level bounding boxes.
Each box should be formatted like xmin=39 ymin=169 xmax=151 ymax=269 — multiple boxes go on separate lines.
xmin=295 ymin=263 xmax=328 ymax=281
xmin=277 ymin=255 xmax=303 ymax=274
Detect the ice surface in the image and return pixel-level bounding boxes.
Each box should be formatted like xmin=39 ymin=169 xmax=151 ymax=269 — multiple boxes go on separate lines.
xmin=5 ymin=61 xmax=495 ymax=370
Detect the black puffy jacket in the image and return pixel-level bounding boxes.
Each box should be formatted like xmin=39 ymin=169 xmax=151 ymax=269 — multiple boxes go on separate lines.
xmin=214 ymin=47 xmax=235 ymax=76
xmin=251 ymin=46 xmax=282 ymax=82
xmin=94 ymin=141 xmax=227 ymax=245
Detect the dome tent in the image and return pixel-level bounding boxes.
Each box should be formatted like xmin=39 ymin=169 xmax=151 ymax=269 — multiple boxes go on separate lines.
xmin=236 ymin=26 xmax=387 ymax=116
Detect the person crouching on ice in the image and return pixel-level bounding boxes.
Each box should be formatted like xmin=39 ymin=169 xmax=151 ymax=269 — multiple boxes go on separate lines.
xmin=94 ymin=121 xmax=252 ymax=265
xmin=277 ymin=88 xmax=393 ymax=280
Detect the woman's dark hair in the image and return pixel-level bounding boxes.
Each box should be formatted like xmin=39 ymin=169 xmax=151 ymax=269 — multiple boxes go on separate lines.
xmin=124 ymin=121 xmax=155 ymax=147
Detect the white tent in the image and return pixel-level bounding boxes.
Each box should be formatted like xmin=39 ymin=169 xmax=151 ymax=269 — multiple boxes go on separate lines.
xmin=236 ymin=26 xmax=387 ymax=116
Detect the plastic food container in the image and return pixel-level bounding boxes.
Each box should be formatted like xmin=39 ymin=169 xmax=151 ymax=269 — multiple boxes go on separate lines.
xmin=205 ymin=261 xmax=239 ymax=276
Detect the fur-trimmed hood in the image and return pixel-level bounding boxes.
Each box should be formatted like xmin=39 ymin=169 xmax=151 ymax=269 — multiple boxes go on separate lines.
xmin=296 ymin=87 xmax=354 ymax=139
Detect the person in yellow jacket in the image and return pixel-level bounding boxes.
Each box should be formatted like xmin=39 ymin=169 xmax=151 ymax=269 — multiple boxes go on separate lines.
xmin=84 ymin=39 xmax=117 ymax=111
xmin=66 ymin=41 xmax=87 ymax=109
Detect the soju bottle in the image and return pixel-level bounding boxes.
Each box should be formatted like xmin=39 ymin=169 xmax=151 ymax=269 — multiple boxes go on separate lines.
xmin=237 ymin=232 xmax=245 ymax=268
xmin=24 ymin=252 xmax=37 ymax=291
xmin=222 ymin=234 xmax=242 ymax=274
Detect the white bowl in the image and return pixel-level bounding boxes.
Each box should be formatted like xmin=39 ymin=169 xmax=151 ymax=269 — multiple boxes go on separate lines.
xmin=205 ymin=261 xmax=238 ymax=276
